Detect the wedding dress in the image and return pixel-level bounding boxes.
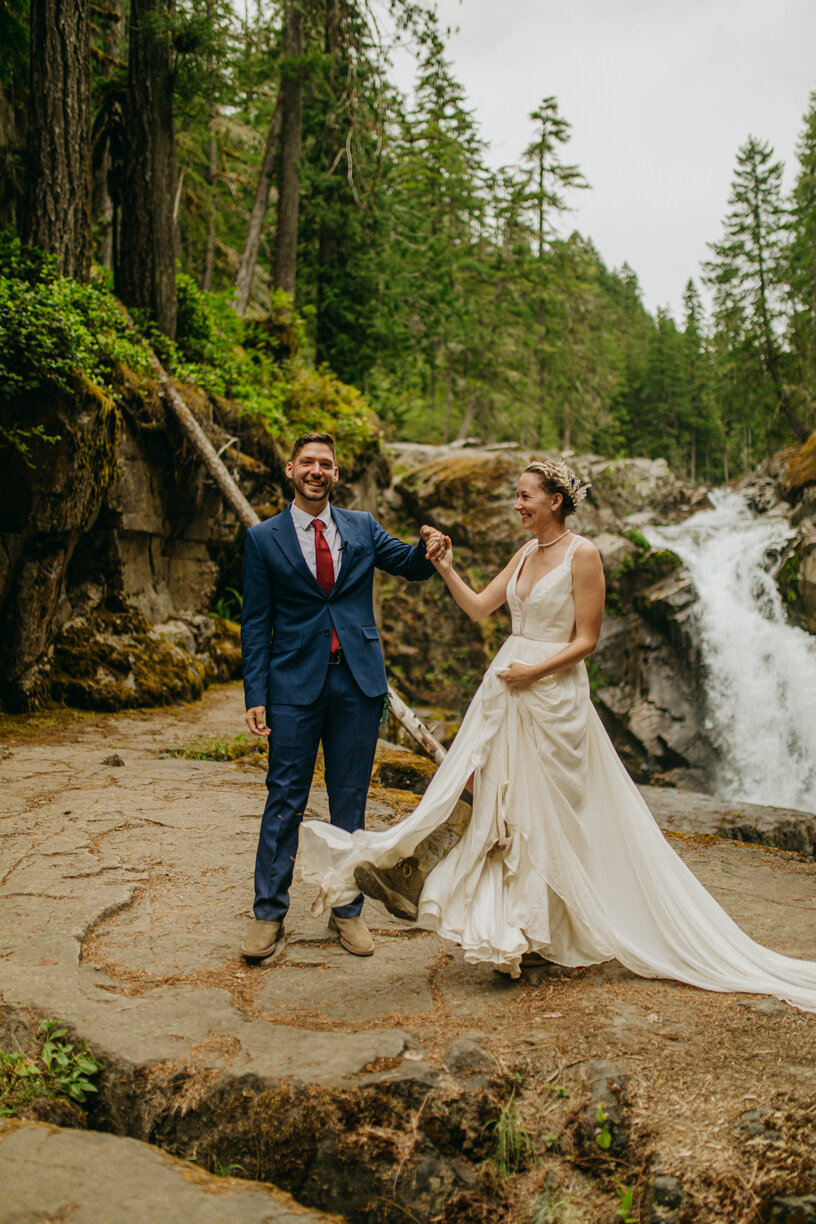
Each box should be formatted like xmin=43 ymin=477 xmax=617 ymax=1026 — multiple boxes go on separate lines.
xmin=300 ymin=535 xmax=816 ymax=1009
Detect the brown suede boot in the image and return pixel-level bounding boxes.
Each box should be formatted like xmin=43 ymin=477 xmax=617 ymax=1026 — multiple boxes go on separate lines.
xmin=354 ymin=795 xmax=473 ymax=921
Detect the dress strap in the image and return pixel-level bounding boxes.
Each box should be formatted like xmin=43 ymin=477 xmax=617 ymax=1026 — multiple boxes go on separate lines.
xmin=564 ymin=534 xmax=584 ymax=565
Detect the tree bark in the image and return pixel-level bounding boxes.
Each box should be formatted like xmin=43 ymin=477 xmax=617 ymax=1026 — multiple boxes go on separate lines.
xmin=233 ymin=94 xmax=281 ymax=314
xmin=272 ymin=0 xmax=304 ymax=295
xmin=22 ymin=0 xmax=92 ymax=280
xmin=115 ymin=0 xmax=178 ymax=338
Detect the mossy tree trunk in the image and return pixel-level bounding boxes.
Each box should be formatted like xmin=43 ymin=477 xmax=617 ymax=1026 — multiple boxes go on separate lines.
xmin=115 ymin=0 xmax=178 ymax=338
xmin=21 ymin=0 xmax=92 ymax=280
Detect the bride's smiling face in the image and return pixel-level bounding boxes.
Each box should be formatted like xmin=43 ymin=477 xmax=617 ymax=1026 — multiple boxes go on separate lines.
xmin=514 ymin=473 xmax=564 ymax=533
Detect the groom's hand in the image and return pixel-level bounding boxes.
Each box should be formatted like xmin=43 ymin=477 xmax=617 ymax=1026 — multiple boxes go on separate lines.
xmin=421 ymin=524 xmax=451 ymax=564
xmin=246 ymin=706 xmax=270 ymax=737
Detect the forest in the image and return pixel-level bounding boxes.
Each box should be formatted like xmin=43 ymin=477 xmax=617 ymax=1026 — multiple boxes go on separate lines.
xmin=2 ymin=0 xmax=816 ymax=481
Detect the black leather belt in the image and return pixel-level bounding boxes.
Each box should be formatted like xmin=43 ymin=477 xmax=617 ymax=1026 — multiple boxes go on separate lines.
xmin=328 ymin=647 xmax=343 ymax=666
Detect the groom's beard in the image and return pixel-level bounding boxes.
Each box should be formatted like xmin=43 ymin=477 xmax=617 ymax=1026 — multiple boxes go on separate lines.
xmin=292 ymin=473 xmax=335 ymax=503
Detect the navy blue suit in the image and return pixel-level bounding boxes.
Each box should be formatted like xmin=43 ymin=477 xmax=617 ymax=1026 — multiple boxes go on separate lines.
xmin=241 ymin=503 xmax=435 ymax=921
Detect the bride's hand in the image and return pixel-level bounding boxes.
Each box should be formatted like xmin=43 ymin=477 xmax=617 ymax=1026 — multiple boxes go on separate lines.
xmin=421 ymin=525 xmax=453 ymax=571
xmin=498 ymin=662 xmax=537 ymax=691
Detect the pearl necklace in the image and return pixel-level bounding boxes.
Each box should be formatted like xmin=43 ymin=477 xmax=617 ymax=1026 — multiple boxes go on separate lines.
xmin=537 ymin=530 xmax=570 ymax=549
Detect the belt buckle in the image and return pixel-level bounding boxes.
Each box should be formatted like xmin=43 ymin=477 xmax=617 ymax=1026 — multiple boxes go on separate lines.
xmin=328 ymin=647 xmax=342 ymax=666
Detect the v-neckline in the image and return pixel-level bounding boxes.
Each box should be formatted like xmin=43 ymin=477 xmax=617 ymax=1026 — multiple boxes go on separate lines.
xmin=513 ymin=542 xmax=567 ymax=605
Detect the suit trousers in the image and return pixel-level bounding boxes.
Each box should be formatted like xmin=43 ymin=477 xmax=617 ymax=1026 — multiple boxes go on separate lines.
xmin=254 ymin=656 xmax=383 ymax=921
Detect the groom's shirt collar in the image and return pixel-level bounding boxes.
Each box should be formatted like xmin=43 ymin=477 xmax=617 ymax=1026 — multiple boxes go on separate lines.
xmin=290 ymin=501 xmax=333 ymax=532
xmin=289 ymin=501 xmax=342 ymax=579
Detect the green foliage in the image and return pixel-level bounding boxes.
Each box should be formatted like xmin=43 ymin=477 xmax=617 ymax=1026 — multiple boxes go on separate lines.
xmin=210 ymin=586 xmax=243 ymax=621
xmin=0 ymin=236 xmax=374 ymax=458
xmin=624 ymin=528 xmax=650 ymax=552
xmin=166 ymin=733 xmax=265 ymax=761
xmin=0 ymin=1019 xmax=104 ymax=1117
xmin=0 ymin=233 xmax=152 ymax=398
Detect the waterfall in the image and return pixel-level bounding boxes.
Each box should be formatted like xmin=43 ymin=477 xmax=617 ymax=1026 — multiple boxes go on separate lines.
xmin=646 ymin=490 xmax=816 ymax=812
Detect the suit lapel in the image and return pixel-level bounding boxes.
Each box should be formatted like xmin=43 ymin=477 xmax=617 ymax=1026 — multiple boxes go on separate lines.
xmin=270 ymin=505 xmax=326 ymax=596
xmin=330 ymin=506 xmax=357 ymax=597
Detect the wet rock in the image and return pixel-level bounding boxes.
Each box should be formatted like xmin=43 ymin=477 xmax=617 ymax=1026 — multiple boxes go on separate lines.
xmin=650 ymin=1172 xmax=684 ymax=1223
xmin=443 ymin=1037 xmax=495 ymax=1079
xmin=375 ymin=748 xmax=438 ymax=794
xmin=762 ymin=1195 xmax=816 ymax=1223
xmin=642 ymin=787 xmax=816 ymax=857
xmin=734 ymin=1108 xmax=782 ymax=1141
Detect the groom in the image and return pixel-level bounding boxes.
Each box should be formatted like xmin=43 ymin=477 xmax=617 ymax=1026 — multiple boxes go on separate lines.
xmin=240 ymin=432 xmax=445 ymax=960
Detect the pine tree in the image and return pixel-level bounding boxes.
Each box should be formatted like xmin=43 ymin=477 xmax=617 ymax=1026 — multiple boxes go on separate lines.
xmin=786 ymin=92 xmax=816 ymax=434
xmin=705 ymin=135 xmax=807 ymax=443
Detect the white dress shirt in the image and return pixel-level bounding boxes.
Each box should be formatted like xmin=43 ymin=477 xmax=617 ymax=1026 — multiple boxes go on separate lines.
xmin=290 ymin=501 xmax=343 ymax=581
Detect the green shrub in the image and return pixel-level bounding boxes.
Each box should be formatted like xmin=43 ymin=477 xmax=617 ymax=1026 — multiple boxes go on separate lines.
xmin=0 ymin=232 xmax=377 ymax=459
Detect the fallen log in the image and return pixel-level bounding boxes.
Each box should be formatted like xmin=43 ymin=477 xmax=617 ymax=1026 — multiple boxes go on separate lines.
xmin=119 ymin=305 xmax=448 ymax=761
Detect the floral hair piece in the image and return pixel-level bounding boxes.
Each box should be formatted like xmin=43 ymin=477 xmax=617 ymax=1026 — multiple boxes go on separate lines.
xmin=525 ymin=459 xmax=591 ymax=511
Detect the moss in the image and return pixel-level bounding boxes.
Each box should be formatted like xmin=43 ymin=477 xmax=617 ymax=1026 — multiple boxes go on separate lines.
xmin=777 ymin=553 xmax=801 ymax=606
xmin=51 ymin=610 xmax=206 ymax=711
xmin=784 ymin=429 xmax=816 ymax=493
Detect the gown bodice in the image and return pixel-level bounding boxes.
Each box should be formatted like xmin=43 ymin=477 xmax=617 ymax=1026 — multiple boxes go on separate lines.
xmin=507 ymin=535 xmax=584 ymax=642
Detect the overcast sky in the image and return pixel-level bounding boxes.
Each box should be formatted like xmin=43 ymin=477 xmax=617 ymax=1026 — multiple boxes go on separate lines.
xmin=388 ymin=0 xmax=816 ymax=321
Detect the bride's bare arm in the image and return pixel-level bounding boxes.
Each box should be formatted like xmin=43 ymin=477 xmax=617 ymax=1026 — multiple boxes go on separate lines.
xmin=420 ymin=527 xmax=527 ymax=621
xmin=499 ymin=541 xmax=606 ymax=690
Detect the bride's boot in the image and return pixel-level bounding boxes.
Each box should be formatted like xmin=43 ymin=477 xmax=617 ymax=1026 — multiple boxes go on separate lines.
xmin=354 ymin=794 xmax=473 ymax=922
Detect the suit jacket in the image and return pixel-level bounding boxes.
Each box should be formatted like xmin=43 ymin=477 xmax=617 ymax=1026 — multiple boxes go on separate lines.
xmin=241 ymin=503 xmax=435 ymax=708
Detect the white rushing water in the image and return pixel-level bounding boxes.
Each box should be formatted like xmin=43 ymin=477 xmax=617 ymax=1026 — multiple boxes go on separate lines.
xmin=646 ymin=490 xmax=816 ymax=812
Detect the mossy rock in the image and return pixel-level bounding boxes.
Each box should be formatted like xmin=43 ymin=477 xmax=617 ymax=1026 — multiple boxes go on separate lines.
xmin=782 ymin=429 xmax=816 ymax=495
xmin=373 ymin=748 xmax=438 ymax=794
xmin=52 ymin=610 xmax=207 ymax=710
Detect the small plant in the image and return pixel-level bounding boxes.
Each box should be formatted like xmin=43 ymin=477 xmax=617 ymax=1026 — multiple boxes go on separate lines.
xmin=210 ymin=1155 xmax=246 ymax=1177
xmin=594 ymin=1101 xmax=612 ymax=1151
xmin=483 ymin=1083 xmax=538 ymax=1176
xmin=210 ymin=586 xmax=243 ymax=622
xmin=0 ymin=1019 xmax=103 ymax=1117
xmin=166 ymin=733 xmax=265 ymax=762
xmin=614 ymin=1178 xmax=637 ymax=1222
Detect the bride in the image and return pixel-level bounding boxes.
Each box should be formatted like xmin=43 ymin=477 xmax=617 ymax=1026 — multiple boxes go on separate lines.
xmin=300 ymin=459 xmax=816 ymax=1010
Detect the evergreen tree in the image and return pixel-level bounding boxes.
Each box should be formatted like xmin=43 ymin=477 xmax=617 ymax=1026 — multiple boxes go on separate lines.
xmin=705 ymin=135 xmax=807 ymax=444
xmin=786 ymin=92 xmax=816 ymax=434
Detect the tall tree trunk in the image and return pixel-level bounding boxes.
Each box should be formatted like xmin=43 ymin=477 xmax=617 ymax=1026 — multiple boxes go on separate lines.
xmin=116 ymin=0 xmax=178 ymax=338
xmin=443 ymin=356 xmax=454 ymax=444
xmin=233 ymin=94 xmax=281 ymax=314
xmin=455 ymin=392 xmax=479 ymax=442
xmin=202 ymin=105 xmax=217 ymax=291
xmin=22 ymin=0 xmax=92 ymax=280
xmin=315 ymin=0 xmax=341 ymax=364
xmin=272 ymin=0 xmax=303 ymax=295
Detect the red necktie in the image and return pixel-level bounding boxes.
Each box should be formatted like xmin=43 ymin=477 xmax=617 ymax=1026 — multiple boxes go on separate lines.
xmin=312 ymin=519 xmax=340 ymax=652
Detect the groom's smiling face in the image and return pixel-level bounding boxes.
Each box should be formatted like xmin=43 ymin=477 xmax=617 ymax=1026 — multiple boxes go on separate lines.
xmin=287 ymin=442 xmax=339 ymax=510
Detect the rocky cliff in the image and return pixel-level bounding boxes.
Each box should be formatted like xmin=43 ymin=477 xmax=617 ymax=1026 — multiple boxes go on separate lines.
xmin=1 ymin=372 xmax=387 ymax=713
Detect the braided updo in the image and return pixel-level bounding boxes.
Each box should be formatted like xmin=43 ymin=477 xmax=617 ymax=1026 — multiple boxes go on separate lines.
xmin=523 ymin=459 xmax=590 ymax=520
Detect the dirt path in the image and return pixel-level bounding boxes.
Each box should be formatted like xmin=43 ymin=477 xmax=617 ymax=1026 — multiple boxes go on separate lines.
xmin=2 ymin=685 xmax=816 ymax=1222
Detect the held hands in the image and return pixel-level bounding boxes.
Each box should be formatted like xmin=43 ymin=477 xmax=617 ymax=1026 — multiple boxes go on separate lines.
xmin=246 ymin=706 xmax=271 ymax=737
xmin=497 ymin=662 xmax=538 ymax=691
xmin=421 ymin=524 xmax=453 ymax=570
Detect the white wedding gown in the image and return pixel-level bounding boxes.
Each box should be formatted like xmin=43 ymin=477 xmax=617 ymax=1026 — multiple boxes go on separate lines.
xmin=300 ymin=535 xmax=816 ymax=1009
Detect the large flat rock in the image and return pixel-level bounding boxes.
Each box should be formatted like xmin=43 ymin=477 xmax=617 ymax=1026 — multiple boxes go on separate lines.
xmin=3 ymin=685 xmax=816 ymax=1223
xmin=0 ymin=1121 xmax=342 ymax=1223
